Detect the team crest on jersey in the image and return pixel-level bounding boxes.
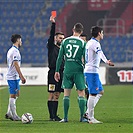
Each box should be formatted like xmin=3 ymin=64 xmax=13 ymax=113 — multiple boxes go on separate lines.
xmin=49 ymin=84 xmax=55 ymax=91
xmin=14 ymin=56 xmax=17 ymax=59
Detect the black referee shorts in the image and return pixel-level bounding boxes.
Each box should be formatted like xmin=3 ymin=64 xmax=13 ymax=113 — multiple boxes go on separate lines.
xmin=47 ymin=69 xmax=64 ymax=93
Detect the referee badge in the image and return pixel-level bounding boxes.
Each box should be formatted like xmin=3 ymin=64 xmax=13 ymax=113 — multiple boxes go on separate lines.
xmin=49 ymin=84 xmax=55 ymax=91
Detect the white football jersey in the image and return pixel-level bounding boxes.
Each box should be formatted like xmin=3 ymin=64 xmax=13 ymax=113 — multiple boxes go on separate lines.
xmin=6 ymin=46 xmax=21 ymax=80
xmin=84 ymin=38 xmax=107 ymax=73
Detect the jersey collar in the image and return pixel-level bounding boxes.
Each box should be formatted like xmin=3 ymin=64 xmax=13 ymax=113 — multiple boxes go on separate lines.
xmin=12 ymin=45 xmax=19 ymax=49
xmin=92 ymin=38 xmax=99 ymax=42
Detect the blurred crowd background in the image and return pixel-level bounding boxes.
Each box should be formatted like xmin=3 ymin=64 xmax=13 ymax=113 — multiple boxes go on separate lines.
xmin=0 ymin=0 xmax=133 ymax=67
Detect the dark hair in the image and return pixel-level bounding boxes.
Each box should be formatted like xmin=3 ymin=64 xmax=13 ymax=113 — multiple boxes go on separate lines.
xmin=80 ymin=34 xmax=87 ymax=38
xmin=55 ymin=32 xmax=64 ymax=36
xmin=91 ymin=26 xmax=103 ymax=38
xmin=80 ymin=34 xmax=87 ymax=42
xmin=11 ymin=34 xmax=21 ymax=43
xmin=73 ymin=23 xmax=84 ymax=33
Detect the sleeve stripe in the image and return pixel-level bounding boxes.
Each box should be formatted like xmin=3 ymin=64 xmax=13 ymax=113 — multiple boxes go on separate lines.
xmin=96 ymin=49 xmax=101 ymax=54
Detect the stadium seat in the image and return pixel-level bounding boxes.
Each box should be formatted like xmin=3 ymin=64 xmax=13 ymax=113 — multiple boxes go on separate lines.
xmin=0 ymin=1 xmax=132 ymax=65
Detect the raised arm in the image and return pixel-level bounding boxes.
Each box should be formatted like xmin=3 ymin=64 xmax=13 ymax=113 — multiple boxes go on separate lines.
xmin=47 ymin=16 xmax=56 ymax=48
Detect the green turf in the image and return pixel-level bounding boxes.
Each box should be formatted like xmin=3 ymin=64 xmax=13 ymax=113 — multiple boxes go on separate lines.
xmin=0 ymin=85 xmax=132 ymax=133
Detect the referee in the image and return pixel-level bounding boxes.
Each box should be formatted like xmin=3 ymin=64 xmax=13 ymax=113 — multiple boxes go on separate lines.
xmin=46 ymin=15 xmax=64 ymax=121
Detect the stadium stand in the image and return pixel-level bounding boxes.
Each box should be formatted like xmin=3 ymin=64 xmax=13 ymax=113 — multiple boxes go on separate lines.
xmin=0 ymin=0 xmax=133 ymax=65
xmin=104 ymin=1 xmax=133 ymax=35
xmin=0 ymin=1 xmax=65 ymax=66
xmin=101 ymin=36 xmax=133 ymax=62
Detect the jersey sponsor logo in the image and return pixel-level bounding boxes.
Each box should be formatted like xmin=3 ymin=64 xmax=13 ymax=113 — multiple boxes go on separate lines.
xmin=49 ymin=84 xmax=55 ymax=91
xmin=67 ymin=59 xmax=75 ymax=61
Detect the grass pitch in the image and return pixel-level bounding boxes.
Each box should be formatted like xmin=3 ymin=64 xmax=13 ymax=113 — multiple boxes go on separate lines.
xmin=0 ymin=85 xmax=132 ymax=133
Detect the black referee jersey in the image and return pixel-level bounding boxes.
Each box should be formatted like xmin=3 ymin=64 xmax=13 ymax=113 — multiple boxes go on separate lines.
xmin=47 ymin=22 xmax=64 ymax=70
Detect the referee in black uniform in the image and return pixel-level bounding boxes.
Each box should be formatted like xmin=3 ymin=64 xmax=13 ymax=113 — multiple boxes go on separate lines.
xmin=47 ymin=15 xmax=64 ymax=121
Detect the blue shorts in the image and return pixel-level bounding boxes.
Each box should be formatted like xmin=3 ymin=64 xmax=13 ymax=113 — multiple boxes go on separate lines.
xmin=7 ymin=79 xmax=20 ymax=94
xmin=84 ymin=73 xmax=103 ymax=95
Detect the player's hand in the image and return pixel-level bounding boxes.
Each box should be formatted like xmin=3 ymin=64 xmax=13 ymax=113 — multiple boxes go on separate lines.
xmin=54 ymin=72 xmax=60 ymax=82
xmin=107 ymin=60 xmax=114 ymax=66
xmin=21 ymin=77 xmax=26 ymax=84
xmin=50 ymin=16 xmax=55 ymax=23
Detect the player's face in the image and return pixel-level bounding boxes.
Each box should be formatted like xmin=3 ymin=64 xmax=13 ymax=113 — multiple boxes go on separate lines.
xmin=17 ymin=38 xmax=22 ymax=47
xmin=56 ymin=35 xmax=64 ymax=44
xmin=99 ymin=30 xmax=104 ymax=40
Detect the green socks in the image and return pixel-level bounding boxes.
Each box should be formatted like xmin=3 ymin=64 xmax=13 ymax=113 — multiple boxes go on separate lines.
xmin=63 ymin=96 xmax=85 ymax=119
xmin=78 ymin=96 xmax=85 ymax=118
xmin=63 ymin=96 xmax=70 ymax=119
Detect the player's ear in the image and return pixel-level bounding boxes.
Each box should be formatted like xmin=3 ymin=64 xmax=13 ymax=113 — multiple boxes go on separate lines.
xmin=16 ymin=39 xmax=19 ymax=43
xmin=98 ymin=32 xmax=101 ymax=36
xmin=72 ymin=28 xmax=74 ymax=33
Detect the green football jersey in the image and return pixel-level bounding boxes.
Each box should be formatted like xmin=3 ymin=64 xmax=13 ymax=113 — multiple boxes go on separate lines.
xmin=56 ymin=36 xmax=86 ymax=73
